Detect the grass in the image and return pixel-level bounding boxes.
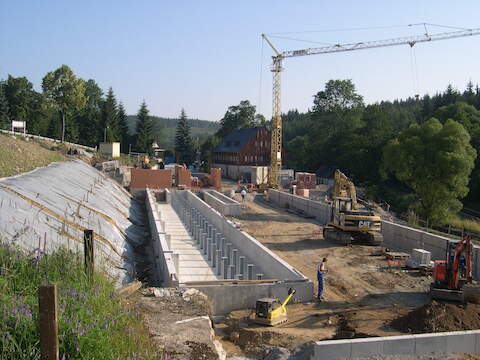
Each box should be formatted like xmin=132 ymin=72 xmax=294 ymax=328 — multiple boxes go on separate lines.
xmin=445 ymin=214 xmax=480 ymax=234
xmin=0 ymin=241 xmax=160 ymax=360
xmin=0 ymin=133 xmax=66 ymax=178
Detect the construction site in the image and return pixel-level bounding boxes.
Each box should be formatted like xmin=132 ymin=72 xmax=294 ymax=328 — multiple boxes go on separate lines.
xmin=3 ymin=15 xmax=480 ymax=360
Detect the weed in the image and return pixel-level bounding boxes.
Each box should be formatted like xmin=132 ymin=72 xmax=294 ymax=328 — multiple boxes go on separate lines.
xmin=0 ymin=242 xmax=160 ymax=359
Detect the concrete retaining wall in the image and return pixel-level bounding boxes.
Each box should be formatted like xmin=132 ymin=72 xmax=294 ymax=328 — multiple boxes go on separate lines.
xmin=382 ymin=221 xmax=480 ymax=280
xmin=268 ymin=189 xmax=332 ymax=225
xmin=202 ymin=190 xmax=241 ymax=217
xmin=145 ymin=189 xmax=179 ymax=287
xmin=183 ymin=190 xmax=307 ymax=281
xmin=313 ymin=330 xmax=480 ymax=360
xmin=192 ymin=280 xmax=311 ymax=316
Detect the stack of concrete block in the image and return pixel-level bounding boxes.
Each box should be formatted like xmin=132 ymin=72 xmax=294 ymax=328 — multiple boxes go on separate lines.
xmin=296 ymin=188 xmax=309 ymax=197
xmin=210 ymin=168 xmax=222 ymax=189
xmin=412 ymin=248 xmax=432 ymax=265
xmin=295 ymin=172 xmax=316 ymax=189
xmin=406 ymin=248 xmax=432 ymax=269
xmin=175 ymin=166 xmax=192 ymax=188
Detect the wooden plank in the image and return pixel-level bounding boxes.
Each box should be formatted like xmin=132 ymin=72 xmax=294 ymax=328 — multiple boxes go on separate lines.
xmin=83 ymin=229 xmax=94 ymax=277
xmin=39 ymin=285 xmax=59 ymax=360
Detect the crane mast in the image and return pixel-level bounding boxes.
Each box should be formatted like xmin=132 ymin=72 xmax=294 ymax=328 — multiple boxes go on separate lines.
xmin=262 ymin=27 xmax=480 ymax=188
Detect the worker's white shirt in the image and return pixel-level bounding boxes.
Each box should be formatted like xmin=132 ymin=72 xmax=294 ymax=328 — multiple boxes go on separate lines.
xmin=317 ymin=261 xmax=325 ymax=273
xmin=241 ymin=190 xmax=247 ymax=196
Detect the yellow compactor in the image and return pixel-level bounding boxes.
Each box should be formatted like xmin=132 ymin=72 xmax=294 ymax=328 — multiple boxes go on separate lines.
xmin=254 ymin=288 xmax=296 ymax=326
xmin=323 ymin=170 xmax=382 ymax=246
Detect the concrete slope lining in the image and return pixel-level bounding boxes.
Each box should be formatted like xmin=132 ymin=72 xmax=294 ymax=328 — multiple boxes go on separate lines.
xmin=0 ymin=159 xmax=146 ymax=287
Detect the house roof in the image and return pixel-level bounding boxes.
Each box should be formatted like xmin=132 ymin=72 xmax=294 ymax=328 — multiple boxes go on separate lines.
xmin=315 ymin=165 xmax=337 ymax=178
xmin=214 ymin=127 xmax=266 ymax=153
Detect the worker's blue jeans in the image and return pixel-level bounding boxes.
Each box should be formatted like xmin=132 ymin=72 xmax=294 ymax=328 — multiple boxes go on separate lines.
xmin=317 ymin=271 xmax=324 ymax=299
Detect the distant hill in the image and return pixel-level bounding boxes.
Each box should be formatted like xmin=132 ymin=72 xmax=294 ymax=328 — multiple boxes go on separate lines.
xmin=127 ymin=116 xmax=219 ymax=150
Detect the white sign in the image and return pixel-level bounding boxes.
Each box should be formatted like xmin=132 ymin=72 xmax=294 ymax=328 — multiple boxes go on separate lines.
xmin=12 ymin=121 xmax=25 ymax=128
xmin=11 ymin=121 xmax=26 ymax=135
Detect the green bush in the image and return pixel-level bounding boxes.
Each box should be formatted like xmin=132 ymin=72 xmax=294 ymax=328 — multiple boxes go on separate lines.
xmin=0 ymin=242 xmax=159 ymax=359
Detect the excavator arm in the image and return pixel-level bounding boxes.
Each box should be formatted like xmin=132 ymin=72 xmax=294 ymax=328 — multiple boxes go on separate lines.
xmin=448 ymin=236 xmax=473 ymax=289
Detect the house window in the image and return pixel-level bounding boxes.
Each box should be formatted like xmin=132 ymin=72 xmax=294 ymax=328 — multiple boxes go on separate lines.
xmin=234 ymin=141 xmax=239 ymax=146
xmin=226 ymin=141 xmax=232 ymax=147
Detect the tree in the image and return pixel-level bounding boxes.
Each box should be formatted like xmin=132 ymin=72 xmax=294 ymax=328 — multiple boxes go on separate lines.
xmin=0 ymin=81 xmax=10 ymax=129
xmin=42 ymin=65 xmax=86 ymax=142
xmin=174 ymin=109 xmax=194 ymax=165
xmin=135 ymin=101 xmax=154 ymax=154
xmin=100 ymin=87 xmax=119 ymax=142
xmin=383 ymin=118 xmax=476 ymax=223
xmin=117 ymin=102 xmax=130 ymax=153
xmin=217 ymin=100 xmax=256 ymax=137
xmin=312 ymin=79 xmax=364 ymax=137
xmin=77 ymin=79 xmax=103 ymax=146
xmin=4 ymin=75 xmax=35 ymax=123
xmin=435 ymin=102 xmax=480 ymax=201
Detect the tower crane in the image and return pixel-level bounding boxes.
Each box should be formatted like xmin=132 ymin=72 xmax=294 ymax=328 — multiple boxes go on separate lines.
xmin=262 ymin=27 xmax=480 ymax=188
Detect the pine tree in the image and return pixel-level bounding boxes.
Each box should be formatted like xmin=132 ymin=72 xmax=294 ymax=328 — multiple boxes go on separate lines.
xmin=135 ymin=101 xmax=153 ymax=154
xmin=0 ymin=81 xmax=10 ymax=130
xmin=174 ymin=109 xmax=194 ymax=165
xmin=101 ymin=87 xmax=119 ymax=142
xmin=117 ymin=102 xmax=130 ymax=153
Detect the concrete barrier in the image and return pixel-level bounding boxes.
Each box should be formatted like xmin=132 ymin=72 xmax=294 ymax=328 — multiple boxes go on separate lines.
xmin=313 ymin=330 xmax=480 ymax=359
xmin=145 ymin=189 xmax=179 ymax=287
xmin=382 ymin=221 xmax=480 ymax=280
xmin=268 ymin=189 xmax=332 ymax=225
xmin=202 ymin=190 xmax=241 ymax=216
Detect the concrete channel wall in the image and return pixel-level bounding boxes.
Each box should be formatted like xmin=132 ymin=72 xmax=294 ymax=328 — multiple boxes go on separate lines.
xmin=202 ymin=190 xmax=241 ymax=216
xmin=313 ymin=330 xmax=480 ymax=360
xmin=183 ymin=190 xmax=307 ymax=280
xmin=170 ymin=190 xmax=313 ymax=315
xmin=382 ymin=220 xmax=480 ymax=280
xmin=268 ymin=189 xmax=332 ymax=225
xmin=145 ymin=189 xmax=179 ymax=287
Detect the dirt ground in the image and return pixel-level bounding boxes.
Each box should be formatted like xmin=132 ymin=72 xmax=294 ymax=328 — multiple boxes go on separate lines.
xmin=215 ymin=193 xmax=432 ymax=356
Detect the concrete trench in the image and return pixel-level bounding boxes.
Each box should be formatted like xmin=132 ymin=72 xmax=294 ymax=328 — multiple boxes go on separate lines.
xmin=144 ymin=188 xmax=313 ymax=316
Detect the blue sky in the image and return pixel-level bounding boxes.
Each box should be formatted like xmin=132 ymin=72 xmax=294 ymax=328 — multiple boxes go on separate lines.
xmin=1 ymin=1 xmax=480 ymax=121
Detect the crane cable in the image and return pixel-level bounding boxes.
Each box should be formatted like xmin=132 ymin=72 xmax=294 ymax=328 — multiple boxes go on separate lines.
xmin=409 ymin=44 xmax=421 ymax=99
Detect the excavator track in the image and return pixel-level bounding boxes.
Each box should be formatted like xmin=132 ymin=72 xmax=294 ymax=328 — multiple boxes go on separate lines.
xmin=323 ymin=227 xmax=382 ymax=246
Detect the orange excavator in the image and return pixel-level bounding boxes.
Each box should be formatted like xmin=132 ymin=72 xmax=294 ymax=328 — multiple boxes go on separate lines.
xmin=431 ymin=235 xmax=480 ymax=303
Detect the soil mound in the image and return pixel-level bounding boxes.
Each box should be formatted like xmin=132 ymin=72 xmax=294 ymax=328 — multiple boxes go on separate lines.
xmin=391 ymin=301 xmax=480 ymax=333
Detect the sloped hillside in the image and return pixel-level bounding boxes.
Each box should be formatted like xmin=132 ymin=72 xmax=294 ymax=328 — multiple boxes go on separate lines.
xmin=0 ymin=133 xmax=66 ymax=177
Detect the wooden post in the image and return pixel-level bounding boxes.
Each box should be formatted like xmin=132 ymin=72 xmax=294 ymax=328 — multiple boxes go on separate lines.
xmin=83 ymin=229 xmax=94 ymax=277
xmin=39 ymin=285 xmax=59 ymax=360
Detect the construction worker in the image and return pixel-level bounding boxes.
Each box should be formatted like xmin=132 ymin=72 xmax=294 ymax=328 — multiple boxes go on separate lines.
xmin=240 ymin=188 xmax=247 ymax=202
xmin=316 ymin=257 xmax=327 ymax=300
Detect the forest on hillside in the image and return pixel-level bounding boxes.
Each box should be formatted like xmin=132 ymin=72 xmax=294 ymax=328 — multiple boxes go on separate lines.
xmin=280 ymin=80 xmax=480 ymax=223
xmin=126 ymin=115 xmax=218 ymax=150
xmin=0 ymin=65 xmax=219 ymax=154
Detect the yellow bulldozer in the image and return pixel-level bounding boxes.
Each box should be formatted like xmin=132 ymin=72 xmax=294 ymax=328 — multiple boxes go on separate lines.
xmin=323 ymin=170 xmax=382 ymax=246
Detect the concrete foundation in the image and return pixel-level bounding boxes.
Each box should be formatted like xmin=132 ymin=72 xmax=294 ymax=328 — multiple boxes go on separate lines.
xmin=202 ymin=190 xmax=241 ymax=217
xmin=268 ymin=189 xmax=332 ymax=225
xmin=313 ymin=330 xmax=480 ymax=360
